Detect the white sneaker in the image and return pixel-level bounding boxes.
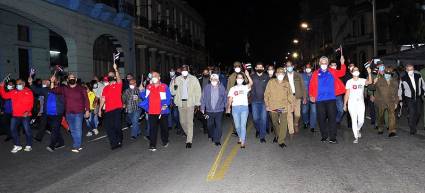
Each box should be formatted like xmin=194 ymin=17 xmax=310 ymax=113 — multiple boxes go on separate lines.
xmin=11 ymin=145 xmax=22 ymax=153
xmin=358 ymin=132 xmax=362 ymax=138
xmin=353 ymin=138 xmax=359 ymax=144
xmin=71 ymin=149 xmax=79 ymax=153
xmin=93 ymin=129 xmax=99 ymax=135
xmin=86 ymin=132 xmax=93 ymax=137
xmin=24 ymin=146 xmax=32 ymax=152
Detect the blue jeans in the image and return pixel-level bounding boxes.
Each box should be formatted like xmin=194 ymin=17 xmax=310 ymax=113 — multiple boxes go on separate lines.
xmin=168 ymin=106 xmax=182 ymax=131
xmin=10 ymin=117 xmax=32 ymax=146
xmin=232 ymin=106 xmax=249 ymax=144
xmin=66 ymin=113 xmax=84 ymax=149
xmin=251 ymin=102 xmax=267 ymax=139
xmin=336 ymin=95 xmax=344 ymax=123
xmin=301 ymin=101 xmax=317 ymax=128
xmin=127 ymin=109 xmax=142 ymax=137
xmin=85 ymin=111 xmax=98 ymax=132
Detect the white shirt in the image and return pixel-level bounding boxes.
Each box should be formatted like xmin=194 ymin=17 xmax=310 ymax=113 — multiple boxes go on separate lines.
xmin=228 ymin=85 xmax=250 ymax=106
xmin=409 ymin=74 xmax=416 ymax=92
xmin=181 ymin=78 xmax=189 ymax=100
xmin=346 ymin=78 xmax=366 ymax=103
xmin=287 ymin=73 xmax=295 ymax=94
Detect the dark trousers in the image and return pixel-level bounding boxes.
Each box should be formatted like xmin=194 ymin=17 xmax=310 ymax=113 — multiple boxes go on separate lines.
xmin=406 ymin=98 xmax=422 ymax=133
xmin=148 ymin=114 xmax=169 ymax=148
xmin=11 ymin=117 xmax=32 ymax=146
xmin=317 ymin=100 xmax=337 ymax=140
xmin=207 ymin=112 xmax=223 ymax=143
xmin=369 ymin=100 xmax=377 ymax=125
xmin=48 ymin=115 xmax=64 ymax=149
xmin=104 ymin=109 xmax=123 ymax=147
xmin=35 ymin=114 xmax=48 ymax=141
xmin=1 ymin=113 xmax=12 ymax=137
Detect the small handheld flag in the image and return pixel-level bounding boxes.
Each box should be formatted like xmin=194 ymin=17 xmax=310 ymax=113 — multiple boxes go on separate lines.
xmin=335 ymin=45 xmax=343 ymax=55
xmin=1 ymin=73 xmax=11 ymax=83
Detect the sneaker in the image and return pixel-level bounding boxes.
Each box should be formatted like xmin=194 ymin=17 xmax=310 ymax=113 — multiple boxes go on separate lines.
xmin=321 ymin=137 xmax=328 ymax=142
xmin=279 ymin=143 xmax=287 ymax=148
xmin=86 ymin=132 xmax=93 ymax=137
xmin=45 ymin=130 xmax=51 ymax=135
xmin=310 ymin=128 xmax=315 ymax=133
xmin=11 ymin=145 xmax=22 ymax=153
xmin=78 ymin=147 xmax=83 ymax=151
xmin=148 ymin=146 xmax=157 ymax=152
xmin=46 ymin=146 xmax=54 ymax=152
xmin=163 ymin=142 xmax=169 ymax=148
xmin=329 ymin=139 xmax=338 ymax=144
xmin=71 ymin=149 xmax=79 ymax=153
xmin=358 ymin=132 xmax=362 ymax=138
xmin=215 ymin=142 xmax=221 ymax=146
xmin=353 ymin=139 xmax=359 ymax=144
xmin=55 ymin=144 xmax=65 ymax=149
xmin=186 ymin=143 xmax=192 ymax=148
xmin=24 ymin=146 xmax=32 ymax=152
xmin=93 ymin=129 xmax=99 ymax=135
xmin=260 ymin=138 xmax=266 ymax=143
xmin=388 ymin=132 xmax=397 ymax=137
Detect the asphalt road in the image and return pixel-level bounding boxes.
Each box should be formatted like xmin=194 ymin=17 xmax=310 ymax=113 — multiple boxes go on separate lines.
xmin=1 ymin=115 xmax=425 ymax=193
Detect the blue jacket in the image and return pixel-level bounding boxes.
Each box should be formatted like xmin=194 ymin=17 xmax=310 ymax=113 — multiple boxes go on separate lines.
xmin=317 ymin=70 xmax=336 ymax=102
xmin=139 ymin=83 xmax=172 ymax=115
xmin=31 ymin=86 xmax=64 ymax=116
xmin=302 ymin=73 xmax=312 ymax=98
xmin=3 ymin=99 xmax=12 ymax=114
xmin=200 ymin=84 xmax=227 ymax=113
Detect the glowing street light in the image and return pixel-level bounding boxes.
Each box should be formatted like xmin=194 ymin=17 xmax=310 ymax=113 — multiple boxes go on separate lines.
xmin=300 ymin=22 xmax=309 ymax=30
xmin=292 ymin=52 xmax=299 ymax=59
xmin=293 ymin=39 xmax=299 ymax=44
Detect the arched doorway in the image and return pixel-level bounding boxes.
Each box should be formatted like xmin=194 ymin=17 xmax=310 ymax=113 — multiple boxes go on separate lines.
xmin=93 ymin=34 xmax=123 ymax=77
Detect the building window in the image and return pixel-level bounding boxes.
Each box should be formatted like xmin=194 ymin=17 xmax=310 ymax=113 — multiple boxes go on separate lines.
xmin=17 ymin=25 xmax=30 ymax=42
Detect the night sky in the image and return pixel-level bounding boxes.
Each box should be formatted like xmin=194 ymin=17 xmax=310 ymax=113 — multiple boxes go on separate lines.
xmin=186 ymin=0 xmax=300 ymax=66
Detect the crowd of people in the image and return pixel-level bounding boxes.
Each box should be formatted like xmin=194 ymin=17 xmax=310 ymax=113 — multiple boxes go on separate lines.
xmin=1 ymin=54 xmax=425 ymax=154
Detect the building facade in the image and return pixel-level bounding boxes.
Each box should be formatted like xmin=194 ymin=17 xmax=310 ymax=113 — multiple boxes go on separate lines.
xmin=133 ymin=0 xmax=207 ymax=77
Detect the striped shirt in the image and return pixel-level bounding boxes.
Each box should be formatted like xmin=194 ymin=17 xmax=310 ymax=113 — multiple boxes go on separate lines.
xmin=123 ymin=88 xmax=140 ymax=113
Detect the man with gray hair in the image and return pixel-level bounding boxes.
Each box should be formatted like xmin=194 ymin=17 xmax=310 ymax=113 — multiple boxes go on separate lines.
xmin=309 ymin=55 xmax=346 ymax=144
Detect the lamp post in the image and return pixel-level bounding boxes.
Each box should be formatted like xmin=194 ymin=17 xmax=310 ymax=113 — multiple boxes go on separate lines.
xmin=371 ymin=0 xmax=378 ymax=57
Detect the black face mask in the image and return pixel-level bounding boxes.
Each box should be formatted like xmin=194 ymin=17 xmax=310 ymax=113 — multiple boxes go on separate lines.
xmin=108 ymin=76 xmax=115 ymax=82
xmin=256 ymin=69 xmax=264 ymax=74
xmin=68 ymin=79 xmax=76 ymax=85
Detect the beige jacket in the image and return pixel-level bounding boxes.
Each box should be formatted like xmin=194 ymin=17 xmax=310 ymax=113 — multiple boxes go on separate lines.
xmin=170 ymin=74 xmax=202 ymax=107
xmin=264 ymin=78 xmax=291 ymax=111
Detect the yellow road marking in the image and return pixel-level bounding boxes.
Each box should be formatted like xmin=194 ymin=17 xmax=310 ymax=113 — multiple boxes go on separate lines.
xmin=207 ymin=121 xmax=252 ymax=181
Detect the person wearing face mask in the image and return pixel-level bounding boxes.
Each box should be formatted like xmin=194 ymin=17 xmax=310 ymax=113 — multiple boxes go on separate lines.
xmin=50 ymin=73 xmax=90 ymax=153
xmin=139 ymin=72 xmax=172 ymax=152
xmin=368 ymin=67 xmax=399 ymax=137
xmin=167 ymin=68 xmax=183 ymax=136
xmin=264 ymin=67 xmax=291 ymax=148
xmin=267 ymin=65 xmax=275 ymax=78
xmin=343 ymin=67 xmax=372 ymax=143
xmin=170 ymin=65 xmax=202 ymax=148
xmin=200 ymin=74 xmax=227 ymax=146
xmin=420 ymin=66 xmax=425 ymax=130
xmin=123 ymin=79 xmax=143 ymax=139
xmin=98 ymin=63 xmax=124 ymax=150
xmin=226 ymin=70 xmax=253 ymax=148
xmin=1 ymin=80 xmax=15 ymax=142
xmin=367 ymin=62 xmax=386 ymax=130
xmin=85 ymin=81 xmax=99 ymax=137
xmin=198 ymin=68 xmax=211 ymax=134
xmin=301 ymin=64 xmax=316 ymax=132
xmin=250 ymin=62 xmax=270 ymax=142
xmin=309 ymin=55 xmax=346 ymax=144
xmin=341 ymin=63 xmax=356 ymax=129
xmin=398 ymin=64 xmax=425 ymax=135
xmin=329 ymin=62 xmax=345 ymax=127
xmin=226 ymin=61 xmax=248 ymax=92
xmin=285 ymin=61 xmax=306 ymax=135
xmin=0 ymin=79 xmax=34 ymax=153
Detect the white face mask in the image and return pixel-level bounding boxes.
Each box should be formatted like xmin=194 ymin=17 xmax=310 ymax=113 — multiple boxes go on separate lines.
xmin=320 ymin=65 xmax=328 ymax=71
xmin=234 ymin=67 xmax=241 ymax=73
xmin=129 ymin=85 xmax=136 ymax=89
xmin=7 ymin=85 xmax=13 ymax=90
xmin=305 ymin=68 xmax=312 ymax=73
xmin=352 ymin=71 xmax=360 ymax=77
xmin=277 ymin=74 xmax=285 ymax=81
xmin=211 ymin=81 xmax=218 ymax=86
xmin=408 ymin=71 xmax=414 ymax=76
xmin=236 ymin=79 xmax=244 ymax=85
xmin=42 ymin=84 xmax=48 ymax=88
xmin=182 ymin=71 xmax=189 ymax=77
xmin=152 ymin=77 xmax=159 ymax=84
xmin=17 ymin=85 xmax=24 ymax=90
xmin=268 ymin=70 xmax=274 ymax=76
xmin=170 ymin=71 xmax=175 ymax=77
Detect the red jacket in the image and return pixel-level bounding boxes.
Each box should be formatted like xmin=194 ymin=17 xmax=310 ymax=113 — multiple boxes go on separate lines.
xmin=0 ymin=87 xmax=34 ymax=117
xmin=309 ymin=64 xmax=347 ymax=98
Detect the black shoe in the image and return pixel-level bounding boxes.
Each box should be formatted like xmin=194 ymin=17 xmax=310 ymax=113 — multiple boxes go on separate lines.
xmin=378 ymin=131 xmax=384 ymax=135
xmin=279 ymin=143 xmax=287 ymax=148
xmin=273 ymin=137 xmax=278 ymax=143
xmin=310 ymin=128 xmax=315 ymax=133
xmin=232 ymin=131 xmax=238 ymax=137
xmin=260 ymin=138 xmax=266 ymax=143
xmin=328 ymin=139 xmax=338 ymax=144
xmin=240 ymin=145 xmax=246 ymax=149
xmin=168 ymin=127 xmax=172 ymax=131
xmin=255 ymin=131 xmax=259 ymax=138
xmin=111 ymin=144 xmax=122 ymax=150
xmin=215 ymin=142 xmax=221 ymax=146
xmin=374 ymin=126 xmax=379 ymax=130
xmin=321 ymin=137 xmax=328 ymax=142
xmin=186 ymin=143 xmax=192 ymax=148
xmin=388 ymin=133 xmax=397 ymax=137
xmin=55 ymin=144 xmax=65 ymax=149
xmin=237 ymin=141 xmax=242 ymax=144
xmin=387 ymin=127 xmax=389 ymax=131
xmin=130 ymin=136 xmax=137 ymax=140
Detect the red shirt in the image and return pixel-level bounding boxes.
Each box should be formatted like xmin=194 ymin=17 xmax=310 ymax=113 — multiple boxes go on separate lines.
xmin=147 ymin=84 xmax=166 ymax=115
xmin=0 ymin=87 xmax=34 ymax=117
xmin=102 ymin=82 xmax=123 ymax=112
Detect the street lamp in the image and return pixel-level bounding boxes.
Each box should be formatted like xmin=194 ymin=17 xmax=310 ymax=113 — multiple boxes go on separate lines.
xmin=300 ymin=22 xmax=310 ymax=30
xmin=293 ymin=39 xmax=299 ymax=44
xmin=292 ymin=52 xmax=299 ymax=59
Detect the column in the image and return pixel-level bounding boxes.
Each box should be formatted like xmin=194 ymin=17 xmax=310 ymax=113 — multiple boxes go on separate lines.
xmin=137 ymin=45 xmax=147 ymax=75
xmin=159 ymin=50 xmax=166 ymax=75
xmin=167 ymin=53 xmax=173 ymax=70
xmin=149 ymin=48 xmax=157 ymax=72
xmin=174 ymin=54 xmax=180 ymax=67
